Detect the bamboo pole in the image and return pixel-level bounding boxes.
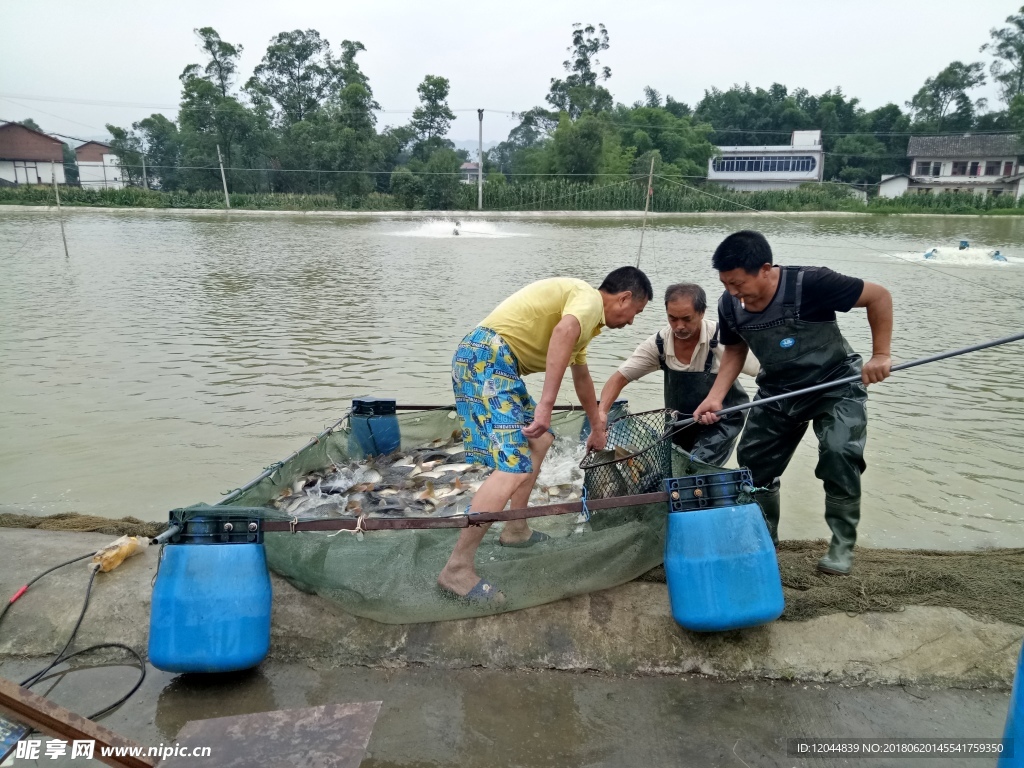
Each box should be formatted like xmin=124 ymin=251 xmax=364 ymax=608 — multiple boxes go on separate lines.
xmin=51 ymin=165 xmax=69 ymax=258
xmin=635 ymin=157 xmax=655 ymax=267
xmin=217 ymin=145 xmax=230 ymax=209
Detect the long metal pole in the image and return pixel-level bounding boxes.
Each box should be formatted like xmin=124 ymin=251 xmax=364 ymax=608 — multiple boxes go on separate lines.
xmin=217 ymin=144 xmax=230 ymax=209
xmin=477 ymin=109 xmax=484 ymax=211
xmin=141 ymin=153 xmax=149 ymax=190
xmin=669 ymin=330 xmax=1024 ymax=429
xmin=51 ymin=165 xmax=69 ymax=258
xmin=635 ymin=156 xmax=655 ymax=267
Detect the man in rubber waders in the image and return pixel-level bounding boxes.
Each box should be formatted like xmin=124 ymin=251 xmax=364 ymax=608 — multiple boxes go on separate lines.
xmin=694 ymin=231 xmax=893 ymax=575
xmin=597 ymin=283 xmax=759 ymax=466
xmin=440 ymin=267 xmax=653 ymax=602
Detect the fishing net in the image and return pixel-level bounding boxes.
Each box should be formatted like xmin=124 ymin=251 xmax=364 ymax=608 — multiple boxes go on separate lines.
xmin=0 ymin=512 xmax=165 ymax=538
xmin=639 ymin=541 xmax=1024 ymax=627
xmin=580 ymin=409 xmax=675 ymax=500
xmin=207 ymin=407 xmax=701 ymax=625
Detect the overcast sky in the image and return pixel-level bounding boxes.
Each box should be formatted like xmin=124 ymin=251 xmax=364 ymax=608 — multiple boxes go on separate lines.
xmin=0 ymin=0 xmax=1019 ymax=146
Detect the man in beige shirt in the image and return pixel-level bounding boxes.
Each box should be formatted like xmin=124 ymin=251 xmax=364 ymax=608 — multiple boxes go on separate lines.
xmin=598 ymin=283 xmax=758 ymax=466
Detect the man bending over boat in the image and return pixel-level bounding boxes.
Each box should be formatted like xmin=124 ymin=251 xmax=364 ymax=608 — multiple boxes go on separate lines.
xmin=597 ymin=282 xmax=759 ymax=467
xmin=441 ymin=267 xmax=653 ymax=601
xmin=694 ymin=231 xmax=893 ymax=576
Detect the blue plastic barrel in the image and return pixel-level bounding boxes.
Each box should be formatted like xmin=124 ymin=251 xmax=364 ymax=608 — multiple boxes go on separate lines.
xmin=149 ymin=542 xmax=272 ymax=673
xmin=999 ymin=642 xmax=1023 ymax=766
xmin=664 ymin=502 xmax=785 ymax=632
xmin=349 ymin=397 xmax=401 ymax=457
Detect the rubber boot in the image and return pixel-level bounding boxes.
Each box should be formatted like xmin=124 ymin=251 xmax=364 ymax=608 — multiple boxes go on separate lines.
xmin=753 ymin=487 xmax=781 ymax=546
xmin=817 ymin=496 xmax=860 ymax=575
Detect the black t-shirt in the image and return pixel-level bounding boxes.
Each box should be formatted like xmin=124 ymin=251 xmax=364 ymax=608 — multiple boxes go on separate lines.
xmin=718 ymin=266 xmax=864 ymax=346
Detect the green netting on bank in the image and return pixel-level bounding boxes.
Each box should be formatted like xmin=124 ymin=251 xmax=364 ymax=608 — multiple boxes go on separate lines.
xmin=216 ymin=408 xmax=715 ymax=624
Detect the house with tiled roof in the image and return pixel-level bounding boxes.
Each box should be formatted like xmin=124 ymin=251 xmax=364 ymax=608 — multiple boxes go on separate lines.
xmin=0 ymin=122 xmax=66 ymax=186
xmin=76 ymin=141 xmax=124 ymax=189
xmin=878 ymin=133 xmax=1024 ymax=200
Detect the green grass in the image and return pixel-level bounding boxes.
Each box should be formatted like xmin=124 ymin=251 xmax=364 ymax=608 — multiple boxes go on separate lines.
xmin=3 ymin=181 xmax=1023 ymax=215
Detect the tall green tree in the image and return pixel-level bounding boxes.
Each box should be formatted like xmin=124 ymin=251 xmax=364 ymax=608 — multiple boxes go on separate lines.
xmin=551 ymin=113 xmax=604 ymax=179
xmin=546 ymin=23 xmax=614 ymax=119
xmin=109 ymin=113 xmax=185 ymax=190
xmin=982 ymin=6 xmax=1024 ymax=105
xmin=907 ymin=61 xmax=987 ymax=131
xmin=194 ymin=27 xmax=243 ymax=98
xmin=410 ymin=75 xmax=456 ymax=158
xmin=247 ymin=29 xmax=339 ymax=125
xmin=106 ymin=123 xmax=145 ymax=186
xmin=177 ymin=27 xmax=259 ymax=190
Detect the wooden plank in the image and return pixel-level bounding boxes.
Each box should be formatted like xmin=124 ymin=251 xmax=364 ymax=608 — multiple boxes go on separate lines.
xmin=0 ymin=676 xmax=155 ymax=768
xmin=157 ymin=702 xmax=381 ymax=768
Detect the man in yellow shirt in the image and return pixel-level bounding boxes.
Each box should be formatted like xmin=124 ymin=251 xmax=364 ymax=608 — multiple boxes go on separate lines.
xmin=440 ymin=267 xmax=653 ymax=601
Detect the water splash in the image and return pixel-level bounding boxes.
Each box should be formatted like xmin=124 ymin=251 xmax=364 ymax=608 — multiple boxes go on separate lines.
xmin=887 ymin=247 xmax=1017 ymax=266
xmin=390 ymin=220 xmax=525 ymax=239
xmin=536 ymin=439 xmax=586 ymax=488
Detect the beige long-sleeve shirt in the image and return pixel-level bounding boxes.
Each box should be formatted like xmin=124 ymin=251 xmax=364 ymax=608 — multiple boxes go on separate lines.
xmin=617 ymin=318 xmax=760 ymax=382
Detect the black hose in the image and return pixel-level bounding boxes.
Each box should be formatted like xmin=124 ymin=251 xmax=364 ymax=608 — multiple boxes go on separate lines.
xmin=0 ymin=552 xmax=94 ymax=626
xmin=1 ymin=554 xmax=147 ymax=722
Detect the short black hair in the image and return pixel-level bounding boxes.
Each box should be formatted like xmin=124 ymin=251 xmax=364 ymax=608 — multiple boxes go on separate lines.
xmin=599 ymin=266 xmax=653 ymax=302
xmin=664 ymin=283 xmax=707 ymax=313
xmin=712 ymin=230 xmax=774 ymax=274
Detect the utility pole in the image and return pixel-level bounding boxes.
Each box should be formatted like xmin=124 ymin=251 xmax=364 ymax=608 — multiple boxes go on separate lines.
xmin=217 ymin=144 xmax=231 ymax=209
xmin=51 ymin=165 xmax=69 ymax=258
xmin=141 ymin=153 xmax=149 ymax=190
xmin=635 ymin=156 xmax=655 ymax=267
xmin=477 ymin=109 xmax=484 ymax=211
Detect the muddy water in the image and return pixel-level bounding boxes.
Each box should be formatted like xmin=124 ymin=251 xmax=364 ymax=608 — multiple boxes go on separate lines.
xmin=1 ymin=209 xmax=1023 ymax=549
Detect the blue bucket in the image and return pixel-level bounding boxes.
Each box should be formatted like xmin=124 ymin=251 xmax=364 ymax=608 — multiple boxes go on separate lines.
xmin=663 ymin=473 xmax=784 ymax=632
xmin=349 ymin=397 xmax=401 ymax=457
xmin=149 ymin=518 xmax=272 ymax=673
xmin=999 ymin=642 xmax=1023 ymax=766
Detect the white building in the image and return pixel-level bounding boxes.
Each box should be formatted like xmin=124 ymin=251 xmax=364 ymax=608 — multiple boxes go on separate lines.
xmin=459 ymin=162 xmax=480 ymax=184
xmin=76 ymin=141 xmax=125 ymax=190
xmin=878 ymin=134 xmax=1024 ymax=200
xmin=0 ymin=122 xmax=66 ymax=186
xmin=707 ymin=130 xmax=824 ymax=191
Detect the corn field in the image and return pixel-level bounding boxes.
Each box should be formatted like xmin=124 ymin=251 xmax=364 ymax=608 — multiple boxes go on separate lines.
xmin=3 ymin=181 xmax=1023 ymax=215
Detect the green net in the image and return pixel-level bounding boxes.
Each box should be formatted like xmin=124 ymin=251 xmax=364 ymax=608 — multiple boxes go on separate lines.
xmin=212 ymin=408 xmax=697 ymax=624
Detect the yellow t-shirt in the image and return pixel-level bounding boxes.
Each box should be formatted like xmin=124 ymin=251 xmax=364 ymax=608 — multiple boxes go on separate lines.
xmin=480 ymin=278 xmax=605 ymax=376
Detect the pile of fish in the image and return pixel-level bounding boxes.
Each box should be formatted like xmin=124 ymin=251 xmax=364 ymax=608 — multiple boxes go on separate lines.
xmin=272 ymin=433 xmax=586 ymax=519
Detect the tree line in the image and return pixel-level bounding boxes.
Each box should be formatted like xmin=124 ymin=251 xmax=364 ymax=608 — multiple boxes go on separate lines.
xmin=45 ymin=8 xmax=1024 ymax=207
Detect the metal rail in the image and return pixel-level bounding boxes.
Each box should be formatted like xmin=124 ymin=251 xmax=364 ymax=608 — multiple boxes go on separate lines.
xmin=260 ymin=491 xmax=668 ymax=533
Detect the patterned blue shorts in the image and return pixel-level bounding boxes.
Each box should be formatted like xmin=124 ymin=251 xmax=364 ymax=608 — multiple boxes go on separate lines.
xmin=452 ymin=327 xmax=536 ymax=474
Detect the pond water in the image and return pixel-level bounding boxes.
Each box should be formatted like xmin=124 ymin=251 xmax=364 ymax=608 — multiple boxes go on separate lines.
xmin=1 ymin=208 xmax=1023 ymax=550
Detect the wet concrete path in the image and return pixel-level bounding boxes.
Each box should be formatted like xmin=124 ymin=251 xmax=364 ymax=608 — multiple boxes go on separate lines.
xmin=0 ymin=659 xmax=1010 ymax=768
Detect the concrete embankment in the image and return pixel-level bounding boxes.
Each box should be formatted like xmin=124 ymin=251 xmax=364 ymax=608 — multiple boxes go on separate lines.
xmin=0 ymin=529 xmax=1020 ymax=688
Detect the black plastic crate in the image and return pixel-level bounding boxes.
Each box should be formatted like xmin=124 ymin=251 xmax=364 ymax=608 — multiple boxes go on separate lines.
xmin=664 ymin=470 xmax=753 ymax=512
